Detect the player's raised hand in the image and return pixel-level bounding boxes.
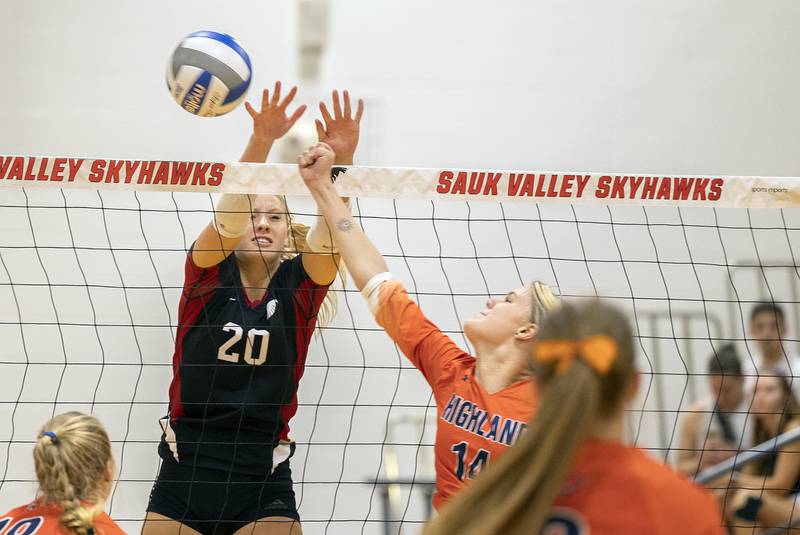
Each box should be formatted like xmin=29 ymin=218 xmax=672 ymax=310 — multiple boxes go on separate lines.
xmin=245 ymin=81 xmax=307 ymax=142
xmin=298 ymin=142 xmax=335 ymax=188
xmin=316 ymin=89 xmax=363 ymax=165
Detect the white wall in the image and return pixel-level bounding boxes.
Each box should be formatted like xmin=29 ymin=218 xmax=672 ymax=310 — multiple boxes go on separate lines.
xmin=2 ymin=0 xmax=799 ymax=172
xmin=1 ymin=1 xmax=799 ymax=533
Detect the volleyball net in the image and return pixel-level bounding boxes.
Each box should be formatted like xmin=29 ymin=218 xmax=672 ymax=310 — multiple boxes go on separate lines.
xmin=1 ymin=155 xmax=800 ymax=533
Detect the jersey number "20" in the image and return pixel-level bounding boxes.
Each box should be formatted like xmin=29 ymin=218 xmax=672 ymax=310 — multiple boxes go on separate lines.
xmin=217 ymin=322 xmax=270 ymax=365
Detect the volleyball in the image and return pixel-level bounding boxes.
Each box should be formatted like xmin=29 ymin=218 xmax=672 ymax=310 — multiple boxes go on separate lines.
xmin=166 ymin=30 xmax=252 ymax=117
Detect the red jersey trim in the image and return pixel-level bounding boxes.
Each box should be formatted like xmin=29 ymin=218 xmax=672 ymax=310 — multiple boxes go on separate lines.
xmin=169 ymin=253 xmax=221 ymax=422
xmin=279 ymin=277 xmax=327 ymax=441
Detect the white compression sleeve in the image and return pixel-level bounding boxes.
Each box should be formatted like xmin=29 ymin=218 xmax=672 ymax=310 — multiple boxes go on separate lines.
xmin=361 ymin=272 xmax=394 ymax=315
xmin=213 ymin=194 xmax=253 ymax=238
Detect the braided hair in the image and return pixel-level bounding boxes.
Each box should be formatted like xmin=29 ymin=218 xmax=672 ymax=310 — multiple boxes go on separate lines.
xmin=33 ymin=412 xmax=113 ymax=535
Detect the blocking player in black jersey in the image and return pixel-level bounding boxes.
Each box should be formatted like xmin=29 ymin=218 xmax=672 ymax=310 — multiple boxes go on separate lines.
xmin=143 ymin=82 xmax=363 ymax=535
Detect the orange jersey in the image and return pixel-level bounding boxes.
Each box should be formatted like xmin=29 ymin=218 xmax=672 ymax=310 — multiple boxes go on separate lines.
xmin=0 ymin=500 xmax=125 ymax=535
xmin=548 ymin=440 xmax=723 ymax=535
xmin=373 ymin=281 xmax=537 ymax=510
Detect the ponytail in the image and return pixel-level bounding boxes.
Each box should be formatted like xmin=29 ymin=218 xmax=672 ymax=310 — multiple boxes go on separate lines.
xmin=34 ymin=412 xmax=112 ymax=535
xmin=425 ymin=300 xmax=634 ymax=535
xmin=531 ymin=280 xmax=559 ymax=321
xmin=424 ymin=362 xmax=600 ymax=535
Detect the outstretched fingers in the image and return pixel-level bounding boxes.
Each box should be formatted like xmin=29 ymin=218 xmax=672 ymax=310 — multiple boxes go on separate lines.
xmin=279 ymin=85 xmax=298 ymax=110
xmin=244 ymin=101 xmax=258 ymax=120
xmin=343 ymin=90 xmax=352 ymax=118
xmin=354 ymin=98 xmax=364 ymax=123
xmin=315 ymin=119 xmax=327 ymax=140
xmin=331 ymin=90 xmax=343 ymax=119
xmin=319 ymin=101 xmax=334 ymax=126
xmin=287 ymin=104 xmax=307 ymax=127
xmin=261 ymin=87 xmax=270 ymax=111
xmin=269 ymin=80 xmax=282 ymax=107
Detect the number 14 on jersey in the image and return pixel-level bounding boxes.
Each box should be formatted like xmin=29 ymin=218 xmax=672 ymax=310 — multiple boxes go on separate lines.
xmin=451 ymin=441 xmax=490 ymax=481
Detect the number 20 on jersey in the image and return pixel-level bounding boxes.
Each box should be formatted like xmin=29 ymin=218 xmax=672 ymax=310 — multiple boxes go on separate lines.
xmin=216 ymin=322 xmax=270 ymax=365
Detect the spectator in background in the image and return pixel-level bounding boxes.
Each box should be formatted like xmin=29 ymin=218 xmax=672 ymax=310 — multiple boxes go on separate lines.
xmin=747 ymin=302 xmax=800 ymax=399
xmin=677 ymin=344 xmax=750 ymax=477
xmin=722 ymin=375 xmax=800 ymax=533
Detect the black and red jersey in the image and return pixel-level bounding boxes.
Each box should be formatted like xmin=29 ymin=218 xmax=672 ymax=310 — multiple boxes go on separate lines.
xmin=159 ymin=249 xmax=328 ymax=476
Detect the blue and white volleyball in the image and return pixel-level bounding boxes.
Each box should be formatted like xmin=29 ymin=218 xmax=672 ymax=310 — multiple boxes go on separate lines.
xmin=166 ymin=31 xmax=252 ymax=117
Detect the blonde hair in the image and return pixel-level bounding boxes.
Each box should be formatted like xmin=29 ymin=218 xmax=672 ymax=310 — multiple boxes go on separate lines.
xmin=531 ymin=280 xmax=559 ymax=322
xmin=34 ymin=412 xmax=113 ymax=535
xmin=425 ymin=300 xmax=635 ymax=535
xmin=274 ymin=195 xmax=342 ymax=328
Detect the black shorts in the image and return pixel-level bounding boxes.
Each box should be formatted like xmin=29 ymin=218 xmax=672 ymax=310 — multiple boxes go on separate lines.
xmin=146 ymin=456 xmax=299 ymax=535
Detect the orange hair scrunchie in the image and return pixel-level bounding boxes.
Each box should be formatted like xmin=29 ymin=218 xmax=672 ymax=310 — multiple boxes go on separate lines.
xmin=535 ymin=335 xmax=618 ymax=375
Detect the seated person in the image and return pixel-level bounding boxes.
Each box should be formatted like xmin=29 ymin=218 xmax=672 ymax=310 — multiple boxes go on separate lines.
xmin=723 ymin=375 xmax=800 ymax=534
xmin=746 ymin=302 xmax=800 ymax=399
xmin=677 ymin=344 xmax=749 ymax=476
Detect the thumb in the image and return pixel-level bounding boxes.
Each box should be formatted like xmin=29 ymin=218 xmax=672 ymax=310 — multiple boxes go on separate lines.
xmin=315 ymin=119 xmax=326 ymax=141
xmin=244 ymin=101 xmax=258 ymax=120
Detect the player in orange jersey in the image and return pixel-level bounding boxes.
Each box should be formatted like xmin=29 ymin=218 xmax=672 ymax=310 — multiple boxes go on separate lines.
xmin=297 ymin=143 xmax=559 ymax=509
xmin=424 ymin=299 xmax=723 ymax=535
xmin=1 ymin=412 xmax=124 ymax=535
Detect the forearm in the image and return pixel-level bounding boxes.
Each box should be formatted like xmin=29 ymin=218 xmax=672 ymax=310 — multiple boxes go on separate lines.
xmin=194 ymin=189 xmax=251 ymax=267
xmin=240 ymin=134 xmax=275 ymax=163
xmin=732 ymin=472 xmax=770 ymax=489
xmin=733 ymin=471 xmax=790 ymax=493
xmin=307 ymin=182 xmax=387 ymax=290
xmin=334 ymin=152 xmax=353 ymax=166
